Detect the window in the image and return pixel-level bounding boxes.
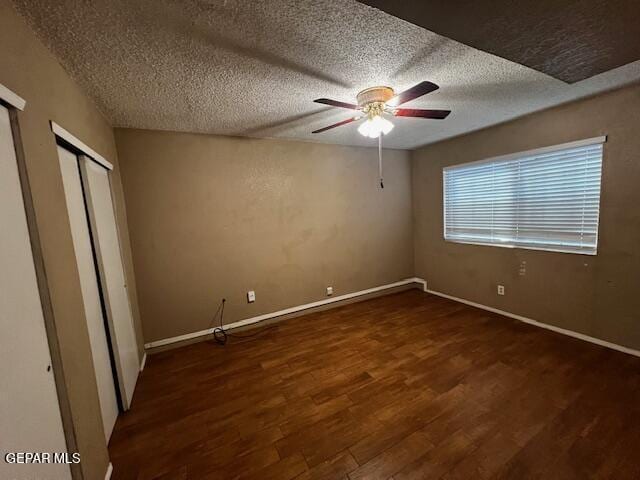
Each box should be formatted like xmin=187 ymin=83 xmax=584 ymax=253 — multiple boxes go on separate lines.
xmin=443 ymin=137 xmax=605 ymax=255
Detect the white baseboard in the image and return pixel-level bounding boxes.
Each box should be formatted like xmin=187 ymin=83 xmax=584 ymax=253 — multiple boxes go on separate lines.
xmin=412 ymin=277 xmax=427 ymax=292
xmin=105 ymin=462 xmax=113 ymax=480
xmin=143 ymin=275 xmax=637 ymax=358
xmin=145 ymin=277 xmax=425 ymax=349
xmin=425 ymin=286 xmax=640 ymax=358
xmin=139 ymin=352 xmax=147 ymax=371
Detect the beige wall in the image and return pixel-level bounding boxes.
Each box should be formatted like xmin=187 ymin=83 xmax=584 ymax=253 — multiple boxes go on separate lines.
xmin=1 ymin=1 xmax=143 ymax=478
xmin=412 ymin=84 xmax=640 ymax=351
xmin=114 ymin=129 xmax=413 ymax=344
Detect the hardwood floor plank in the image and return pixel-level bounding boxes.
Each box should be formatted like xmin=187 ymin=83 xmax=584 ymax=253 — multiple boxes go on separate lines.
xmin=278 ymin=394 xmax=353 ymax=436
xmin=294 ymin=450 xmax=358 ymax=480
xmin=235 ymin=454 xmax=307 ymax=480
xmin=194 ymin=445 xmax=280 ymax=480
xmin=347 ymin=429 xmax=434 ymax=480
xmin=348 ymin=414 xmax=424 ymax=466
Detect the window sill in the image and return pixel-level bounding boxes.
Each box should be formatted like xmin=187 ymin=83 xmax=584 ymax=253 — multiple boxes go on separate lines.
xmin=443 ymin=238 xmax=597 ymax=256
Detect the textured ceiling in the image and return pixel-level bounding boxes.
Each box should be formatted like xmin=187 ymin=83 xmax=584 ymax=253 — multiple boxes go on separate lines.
xmin=357 ymin=0 xmax=640 ymax=84
xmin=11 ymin=0 xmax=640 ymax=150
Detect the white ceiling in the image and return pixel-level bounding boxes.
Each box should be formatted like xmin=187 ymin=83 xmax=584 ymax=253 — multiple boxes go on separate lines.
xmin=12 ymin=0 xmax=640 ymax=149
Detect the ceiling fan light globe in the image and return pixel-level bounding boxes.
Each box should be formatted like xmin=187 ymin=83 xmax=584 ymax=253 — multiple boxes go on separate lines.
xmin=379 ymin=116 xmax=394 ymax=135
xmin=358 ymin=120 xmax=372 ymax=138
xmin=357 ymin=114 xmax=394 ymax=139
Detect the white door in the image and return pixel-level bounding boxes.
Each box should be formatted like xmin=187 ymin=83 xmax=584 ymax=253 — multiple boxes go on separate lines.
xmin=0 ymin=105 xmax=71 ymax=479
xmin=80 ymin=157 xmax=140 ymax=409
xmin=58 ymin=146 xmax=119 ymax=440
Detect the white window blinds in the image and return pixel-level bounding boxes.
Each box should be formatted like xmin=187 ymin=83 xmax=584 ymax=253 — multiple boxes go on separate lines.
xmin=443 ymin=137 xmax=605 ymax=255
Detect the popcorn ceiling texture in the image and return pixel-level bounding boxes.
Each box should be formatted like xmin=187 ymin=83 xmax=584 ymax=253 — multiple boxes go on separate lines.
xmin=12 ymin=0 xmax=640 ymax=149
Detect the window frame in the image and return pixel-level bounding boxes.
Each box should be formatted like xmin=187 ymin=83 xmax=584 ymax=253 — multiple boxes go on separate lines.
xmin=442 ymin=136 xmax=606 ymax=256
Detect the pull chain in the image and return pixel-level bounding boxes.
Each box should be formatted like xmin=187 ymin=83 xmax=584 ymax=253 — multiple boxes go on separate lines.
xmin=378 ymin=133 xmax=384 ymax=189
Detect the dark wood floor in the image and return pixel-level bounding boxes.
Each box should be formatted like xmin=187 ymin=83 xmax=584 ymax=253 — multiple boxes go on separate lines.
xmin=109 ymin=290 xmax=640 ymax=480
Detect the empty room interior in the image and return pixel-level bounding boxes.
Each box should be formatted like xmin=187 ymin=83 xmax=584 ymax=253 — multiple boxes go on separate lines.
xmin=3 ymin=1 xmax=640 ymax=479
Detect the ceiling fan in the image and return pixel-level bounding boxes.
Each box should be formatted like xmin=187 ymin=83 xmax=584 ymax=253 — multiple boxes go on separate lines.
xmin=311 ymin=81 xmax=451 ymax=188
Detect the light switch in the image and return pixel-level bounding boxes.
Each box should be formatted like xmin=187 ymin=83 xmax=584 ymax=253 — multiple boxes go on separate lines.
xmin=247 ymin=290 xmax=255 ymax=303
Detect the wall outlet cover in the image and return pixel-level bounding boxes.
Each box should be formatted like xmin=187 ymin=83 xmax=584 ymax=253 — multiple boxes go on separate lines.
xmin=247 ymin=290 xmax=256 ymax=303
xmin=497 ymin=285 xmax=505 ymax=296
xmin=326 ymin=286 xmax=333 ymax=296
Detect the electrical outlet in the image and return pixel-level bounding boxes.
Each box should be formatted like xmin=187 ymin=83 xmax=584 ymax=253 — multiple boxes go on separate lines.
xmin=326 ymin=286 xmax=333 ymax=296
xmin=247 ymin=290 xmax=255 ymax=303
xmin=519 ymin=260 xmax=527 ymax=276
xmin=497 ymin=285 xmax=505 ymax=296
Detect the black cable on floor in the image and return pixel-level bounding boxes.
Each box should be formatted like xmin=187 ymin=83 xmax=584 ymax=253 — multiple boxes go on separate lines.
xmin=211 ymin=298 xmax=279 ymax=345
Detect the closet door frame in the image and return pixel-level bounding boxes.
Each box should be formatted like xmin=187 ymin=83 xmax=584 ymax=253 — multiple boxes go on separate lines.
xmin=1 ymin=89 xmax=80 ymax=479
xmin=52 ymin=122 xmax=140 ymax=411
xmin=58 ymin=144 xmax=121 ymax=438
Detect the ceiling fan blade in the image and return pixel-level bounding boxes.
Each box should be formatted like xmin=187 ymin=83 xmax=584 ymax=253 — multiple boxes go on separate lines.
xmin=313 ymin=98 xmax=359 ymax=110
xmin=392 ymin=108 xmax=451 ymax=119
xmin=387 ymin=81 xmax=439 ymax=107
xmin=312 ymin=116 xmax=361 ymax=134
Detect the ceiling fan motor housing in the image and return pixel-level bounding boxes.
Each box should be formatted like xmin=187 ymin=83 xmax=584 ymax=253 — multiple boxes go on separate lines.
xmin=356 ymin=86 xmax=395 ymax=108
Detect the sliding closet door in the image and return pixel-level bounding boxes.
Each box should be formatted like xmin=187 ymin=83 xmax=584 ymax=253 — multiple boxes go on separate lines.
xmin=80 ymin=157 xmax=139 ymax=408
xmin=58 ymin=146 xmax=119 ymax=440
xmin=0 ymin=106 xmax=71 ymax=479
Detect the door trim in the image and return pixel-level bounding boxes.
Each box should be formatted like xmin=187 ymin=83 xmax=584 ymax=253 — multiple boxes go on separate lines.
xmin=50 ymin=121 xmax=113 ymax=170
xmin=8 ymin=108 xmax=81 ymax=479
xmin=0 ymin=82 xmax=26 ymax=110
